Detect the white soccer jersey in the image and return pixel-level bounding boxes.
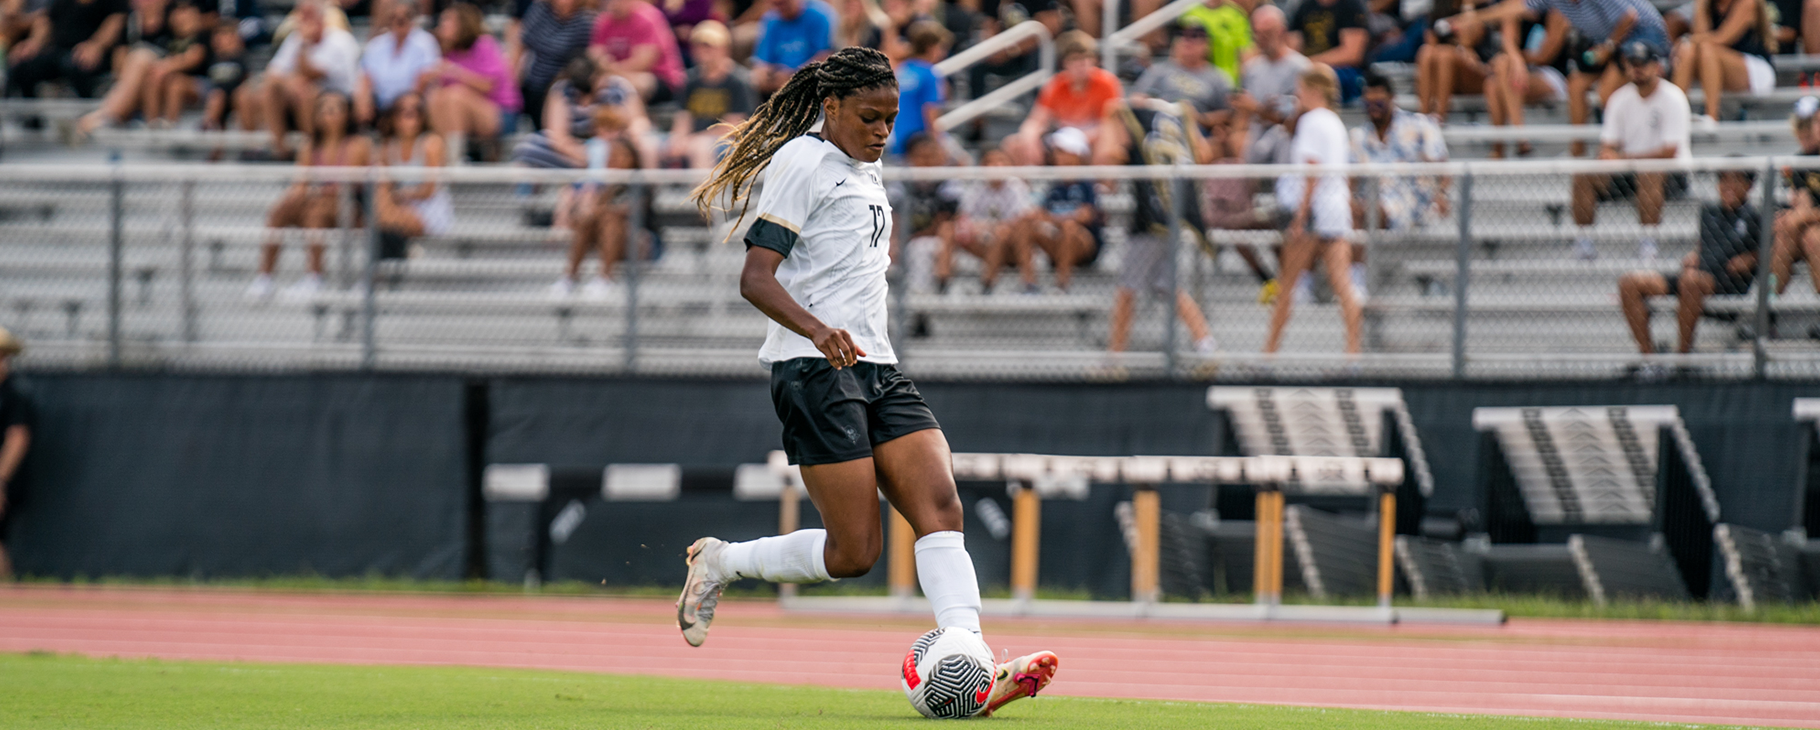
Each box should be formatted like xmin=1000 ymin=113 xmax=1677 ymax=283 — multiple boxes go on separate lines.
xmin=745 ymin=134 xmax=897 ymax=366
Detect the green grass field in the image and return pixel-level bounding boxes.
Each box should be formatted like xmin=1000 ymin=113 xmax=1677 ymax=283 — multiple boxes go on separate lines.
xmin=0 ymin=652 xmax=1767 ymax=730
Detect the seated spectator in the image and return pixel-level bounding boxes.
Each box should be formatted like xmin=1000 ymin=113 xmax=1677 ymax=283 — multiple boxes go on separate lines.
xmin=1780 ymin=0 xmax=1820 ymax=55
xmin=1447 ymin=0 xmax=1669 ymax=156
xmin=1483 ymin=10 xmax=1567 ymax=157
xmin=247 ymin=91 xmax=373 ymax=301
xmin=1571 ymin=43 xmax=1689 ymax=261
xmin=207 ymin=0 xmax=269 ymax=48
xmin=1416 ymin=1 xmax=1495 ymax=122
xmin=1264 ymin=64 xmax=1360 ymax=356
xmin=1672 ymin=0 xmax=1777 ymax=123
xmin=354 ymin=0 xmax=440 ymax=128
xmin=552 ymin=108 xmax=644 ymax=299
xmin=509 ymin=0 xmax=594 ymax=131
xmin=269 ymin=0 xmax=347 ymax=48
xmin=944 ymin=147 xmax=1038 ymax=295
xmin=1773 ymin=97 xmax=1820 ymax=294
xmin=750 ymin=0 xmax=834 ymax=94
xmin=1 ymin=0 xmax=48 ymax=50
xmin=1619 ymin=168 xmax=1759 ymax=360
xmin=1288 ymin=0 xmax=1368 ymax=102
xmin=666 ymin=20 xmax=755 ymax=168
xmin=71 ymin=0 xmax=203 ymax=136
xmin=1180 ymin=0 xmax=1254 ymax=86
xmin=888 ymin=20 xmax=948 ymax=157
xmin=1367 ymin=0 xmax=1429 ymax=64
xmin=1006 ymin=31 xmax=1122 ymax=166
xmin=1197 ymin=114 xmax=1280 ymax=301
xmin=895 ymin=132 xmax=963 ymax=289
xmin=515 ymin=57 xmax=650 ymax=172
xmin=199 ymin=21 xmax=247 ymax=129
xmin=427 ymin=2 xmax=521 ymax=153
xmin=238 ymin=0 xmax=360 ymax=158
xmin=5 ymin=0 xmax=129 ymax=100
xmin=1106 ymin=105 xmax=1219 ymax=360
xmin=833 ymin=0 xmax=891 ymax=55
xmin=1129 ymin=20 xmax=1232 ymax=131
xmin=661 ymin=0 xmax=714 ymax=51
xmin=1351 ymin=71 xmax=1449 ymax=233
xmin=375 ymin=91 xmax=453 ymax=240
xmin=1028 ymin=127 xmax=1102 ymax=291
xmin=589 ymin=0 xmax=685 ymax=101
xmin=1228 ymin=5 xmax=1307 ymax=165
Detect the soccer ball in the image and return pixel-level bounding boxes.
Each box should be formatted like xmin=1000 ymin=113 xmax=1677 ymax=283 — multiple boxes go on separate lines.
xmin=900 ymin=627 xmax=996 ymax=719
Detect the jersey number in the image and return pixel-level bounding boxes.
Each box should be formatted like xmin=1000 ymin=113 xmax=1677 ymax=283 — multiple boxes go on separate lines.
xmin=868 ymin=205 xmax=885 ymax=248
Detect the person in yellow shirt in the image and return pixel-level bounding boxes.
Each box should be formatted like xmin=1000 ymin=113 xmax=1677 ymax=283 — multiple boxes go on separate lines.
xmin=1180 ymin=0 xmax=1256 ymax=84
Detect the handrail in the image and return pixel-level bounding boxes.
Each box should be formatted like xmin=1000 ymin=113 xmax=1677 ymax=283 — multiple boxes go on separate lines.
xmin=1102 ymin=0 xmax=1207 ymax=72
xmin=930 ymin=20 xmax=1054 ymax=133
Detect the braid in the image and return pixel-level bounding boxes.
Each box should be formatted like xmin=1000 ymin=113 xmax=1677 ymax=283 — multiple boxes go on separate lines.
xmin=692 ymin=46 xmax=898 ymax=228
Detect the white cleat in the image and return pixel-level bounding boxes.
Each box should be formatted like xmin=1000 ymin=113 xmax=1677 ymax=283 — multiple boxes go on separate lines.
xmin=980 ymin=650 xmax=1059 ymax=717
xmin=676 ymin=537 xmax=729 ymax=647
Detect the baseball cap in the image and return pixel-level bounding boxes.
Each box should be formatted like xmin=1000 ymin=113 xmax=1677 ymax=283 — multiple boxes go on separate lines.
xmin=1620 ymin=41 xmax=1659 ymax=66
xmin=1048 ymin=127 xmax=1091 ymax=158
xmin=1796 ymin=95 xmax=1820 ymax=121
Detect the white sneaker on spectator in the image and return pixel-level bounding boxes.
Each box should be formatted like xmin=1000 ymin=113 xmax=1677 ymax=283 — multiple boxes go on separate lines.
xmin=548 ymin=277 xmax=576 ymax=299
xmin=1293 ymin=274 xmax=1314 ymax=304
xmin=280 ymin=274 xmax=322 ymax=301
xmin=1638 ymin=238 xmax=1658 ymax=261
xmin=581 ymin=276 xmax=616 ymax=301
xmin=244 ymin=274 xmax=274 ymax=301
xmin=1194 ymin=335 xmax=1219 ymax=356
xmin=1691 ymin=114 xmax=1718 ymax=132
xmin=1574 ymin=238 xmax=1598 ymax=261
xmin=1349 ymin=263 xmax=1370 ymax=303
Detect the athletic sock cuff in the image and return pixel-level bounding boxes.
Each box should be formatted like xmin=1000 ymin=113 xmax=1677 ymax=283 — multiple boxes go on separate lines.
xmin=914 ymin=531 xmax=966 ymax=553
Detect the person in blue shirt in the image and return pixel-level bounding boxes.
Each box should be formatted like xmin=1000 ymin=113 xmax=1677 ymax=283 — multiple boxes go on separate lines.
xmin=889 ymin=20 xmax=949 ymax=157
xmin=751 ymin=0 xmax=835 ymax=94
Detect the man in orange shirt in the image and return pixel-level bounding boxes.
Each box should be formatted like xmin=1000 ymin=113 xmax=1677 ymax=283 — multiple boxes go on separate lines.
xmin=1006 ymin=30 xmax=1124 ymax=165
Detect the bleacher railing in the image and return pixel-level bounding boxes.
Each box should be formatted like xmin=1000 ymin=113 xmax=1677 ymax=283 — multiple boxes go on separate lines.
xmin=4 ymin=156 xmax=1820 ymax=381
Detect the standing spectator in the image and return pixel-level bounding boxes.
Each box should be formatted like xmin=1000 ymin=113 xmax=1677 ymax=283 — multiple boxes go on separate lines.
xmin=889 ymin=19 xmax=948 ymax=157
xmin=247 ymin=92 xmax=372 ymax=300
xmin=199 ymin=22 xmax=247 ymax=130
xmin=1029 ymin=127 xmax=1102 ymax=291
xmin=1483 ymin=10 xmax=1568 ymax=157
xmin=1106 ymin=106 xmax=1220 ymax=360
xmin=1180 ymin=0 xmax=1255 ymax=85
xmin=1671 ymin=0 xmax=1777 ymax=123
xmin=1570 ymin=42 xmax=1689 ymax=261
xmin=353 ymin=0 xmax=440 ymax=128
xmin=1228 ymin=5 xmax=1307 ymax=165
xmin=1263 ymin=64 xmax=1361 ymax=357
xmin=239 ymin=0 xmax=359 ymax=159
xmin=376 ymin=91 xmax=453 ymax=240
xmin=5 ymin=0 xmax=128 ymax=100
xmin=1129 ymin=20 xmax=1232 ymax=130
xmin=667 ymin=20 xmax=755 ymax=168
xmin=750 ymin=0 xmax=834 ymax=94
xmin=1416 ymin=0 xmax=1495 ymax=121
xmin=1351 ymin=71 xmax=1449 ymax=233
xmin=1618 ymin=168 xmax=1760 ymax=358
xmin=1288 ymin=0 xmax=1369 ymax=102
xmin=510 ymin=0 xmax=594 ymax=131
xmin=0 ymin=328 xmax=32 ymax=581
xmin=1006 ymin=31 xmax=1123 ymax=166
xmin=1773 ymin=97 xmax=1820 ymax=294
xmin=945 ymin=147 xmax=1039 ymax=295
xmin=589 ymin=0 xmax=685 ymax=101
xmin=428 ymin=2 xmax=521 ymax=154
xmin=71 ymin=0 xmax=204 ymax=136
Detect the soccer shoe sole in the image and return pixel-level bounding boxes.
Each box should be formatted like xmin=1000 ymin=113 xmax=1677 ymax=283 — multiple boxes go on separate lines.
xmin=675 ymin=537 xmax=726 ymax=647
xmin=981 ymin=650 xmax=1059 ymax=717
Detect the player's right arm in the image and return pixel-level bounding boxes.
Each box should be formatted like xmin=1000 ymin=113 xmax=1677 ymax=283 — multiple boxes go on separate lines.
xmin=740 ymin=248 xmax=864 ymax=368
xmin=737 ymin=139 xmax=864 ymax=369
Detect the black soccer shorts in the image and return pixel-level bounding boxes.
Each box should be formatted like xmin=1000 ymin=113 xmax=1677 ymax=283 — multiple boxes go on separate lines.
xmin=769 ymin=357 xmax=942 ymax=466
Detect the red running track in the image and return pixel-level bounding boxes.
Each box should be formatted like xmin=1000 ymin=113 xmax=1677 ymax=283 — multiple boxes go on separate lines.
xmin=1 ymin=586 xmax=1816 ymax=727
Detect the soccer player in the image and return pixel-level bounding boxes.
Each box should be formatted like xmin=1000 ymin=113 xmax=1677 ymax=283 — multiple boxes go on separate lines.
xmin=679 ymin=47 xmax=1058 ymax=717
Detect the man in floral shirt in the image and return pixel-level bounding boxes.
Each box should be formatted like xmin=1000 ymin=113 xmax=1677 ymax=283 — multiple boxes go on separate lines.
xmin=1349 ymin=69 xmax=1449 ymax=233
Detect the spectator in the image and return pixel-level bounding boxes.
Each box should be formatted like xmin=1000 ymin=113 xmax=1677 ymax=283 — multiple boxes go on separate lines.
xmin=353 ymin=0 xmax=440 ymax=128
xmin=1073 ymin=0 xmax=1161 ymax=38
xmin=667 ymin=20 xmax=755 ymax=168
xmin=0 ymin=328 xmax=32 ymax=581
xmin=661 ymin=0 xmax=715 ymax=50
xmin=1782 ymin=0 xmax=1820 ymax=55
xmin=889 ymin=19 xmax=948 ymax=157
xmin=944 ymin=147 xmax=1038 ymax=295
xmin=4 ymin=0 xmax=129 ymax=100
xmin=1288 ymin=0 xmax=1369 ymax=102
xmin=1180 ymin=0 xmax=1254 ymax=85
xmin=428 ymin=2 xmax=521 ymax=153
xmin=552 ymin=108 xmax=643 ymax=299
xmin=1671 ymin=0 xmax=1777 ymax=123
xmin=1029 ymin=127 xmax=1102 ymax=291
xmin=1263 ymin=64 xmax=1361 ymax=356
xmin=1446 ymin=0 xmax=1669 ymax=156
xmin=1773 ymin=97 xmax=1820 ymax=294
xmin=1006 ymin=30 xmax=1123 ymax=166
xmin=896 ymin=132 xmax=963 ymax=290
xmin=750 ymin=0 xmax=834 ymax=94
xmin=1416 ymin=1 xmax=1494 ymax=121
xmin=208 ymin=0 xmax=269 ymax=48
xmin=1106 ymin=105 xmax=1220 ymax=360
xmin=1619 ymin=168 xmax=1760 ymax=359
xmin=1198 ymin=113 xmax=1280 ymax=300
xmin=1351 ymin=71 xmax=1449 ymax=233
xmin=71 ymin=0 xmax=203 ymax=136
xmin=515 ymin=57 xmax=650 ymax=172
xmin=509 ymin=0 xmax=594 ymax=131
xmin=246 ymin=91 xmax=372 ymax=301
xmin=199 ymin=22 xmax=247 ymax=130
xmin=1570 ymin=42 xmax=1689 ymax=261
xmin=1129 ymin=20 xmax=1232 ymax=131
xmin=1 ymin=0 xmax=49 ymax=50
xmin=1367 ymin=0 xmax=1429 ymax=64
xmin=1228 ymin=5 xmax=1307 ymax=165
xmin=239 ymin=0 xmax=360 ymax=159
xmin=1483 ymin=10 xmax=1568 ymax=157
xmin=589 ymin=0 xmax=685 ymax=101
xmin=833 ymin=0 xmax=888 ymax=52
xmin=376 ymin=91 xmax=453 ymax=240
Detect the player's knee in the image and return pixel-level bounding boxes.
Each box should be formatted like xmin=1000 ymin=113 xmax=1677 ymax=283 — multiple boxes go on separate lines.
xmin=826 ymin=534 xmax=881 ymax=579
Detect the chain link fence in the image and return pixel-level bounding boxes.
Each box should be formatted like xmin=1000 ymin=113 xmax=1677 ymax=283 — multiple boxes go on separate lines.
xmin=3 ymin=157 xmax=1818 ymax=380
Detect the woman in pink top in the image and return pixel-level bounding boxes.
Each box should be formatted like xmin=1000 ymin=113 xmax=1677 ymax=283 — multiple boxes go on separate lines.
xmin=426 ymin=2 xmax=522 ymax=145
xmin=587 ymin=0 xmax=684 ymax=101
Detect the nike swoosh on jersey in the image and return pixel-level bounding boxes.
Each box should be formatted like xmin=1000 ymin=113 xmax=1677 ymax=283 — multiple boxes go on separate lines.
xmin=835 ymin=178 xmax=847 ymax=187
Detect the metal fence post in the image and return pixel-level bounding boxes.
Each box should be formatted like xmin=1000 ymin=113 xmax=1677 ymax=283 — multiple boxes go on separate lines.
xmin=108 ymin=155 xmax=124 ymax=367
xmin=361 ymin=172 xmax=379 ymax=369
xmin=180 ymin=179 xmax=197 ymax=343
xmin=623 ymin=180 xmax=644 ymax=374
xmin=1452 ymin=170 xmax=1473 ymax=379
xmin=1754 ymin=158 xmax=1776 ymax=379
xmin=1163 ymin=169 xmax=1182 ymax=377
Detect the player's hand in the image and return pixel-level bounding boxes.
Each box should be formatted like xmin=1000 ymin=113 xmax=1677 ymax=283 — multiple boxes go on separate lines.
xmin=812 ymin=326 xmax=865 ymax=369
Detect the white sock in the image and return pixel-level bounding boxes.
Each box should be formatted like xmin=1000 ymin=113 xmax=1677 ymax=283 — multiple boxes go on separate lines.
xmin=718 ymin=529 xmax=832 ymax=583
xmin=914 ymin=531 xmax=983 ymax=634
